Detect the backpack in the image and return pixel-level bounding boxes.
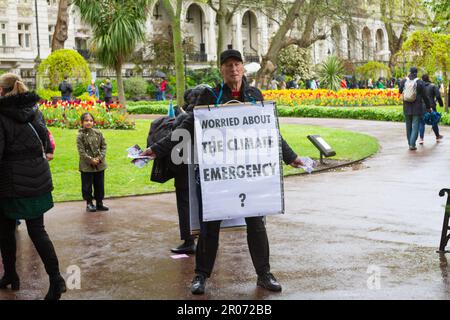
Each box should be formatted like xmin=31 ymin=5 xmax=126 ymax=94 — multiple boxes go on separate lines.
xmin=147 ymin=116 xmax=176 ymax=183
xmin=59 ymin=82 xmax=67 ymax=93
xmin=402 ymin=77 xmax=419 ymax=102
xmin=147 ymin=116 xmax=176 ymax=147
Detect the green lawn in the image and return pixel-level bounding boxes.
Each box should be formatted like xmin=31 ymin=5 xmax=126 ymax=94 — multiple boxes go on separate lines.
xmin=49 ymin=119 xmax=379 ymax=202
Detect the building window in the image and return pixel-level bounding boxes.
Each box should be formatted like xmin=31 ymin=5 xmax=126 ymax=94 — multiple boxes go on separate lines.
xmin=48 ymin=25 xmax=55 ymax=47
xmin=18 ymin=23 xmax=31 ymax=48
xmin=1 ymin=23 xmax=6 ymax=46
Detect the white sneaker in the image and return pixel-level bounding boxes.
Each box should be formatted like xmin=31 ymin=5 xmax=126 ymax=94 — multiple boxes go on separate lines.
xmin=418 ymin=139 xmax=424 ymax=145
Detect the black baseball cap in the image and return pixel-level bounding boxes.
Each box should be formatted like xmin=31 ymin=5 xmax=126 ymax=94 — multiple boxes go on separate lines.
xmin=220 ymin=49 xmax=243 ymax=65
xmin=409 ymin=66 xmax=418 ymax=74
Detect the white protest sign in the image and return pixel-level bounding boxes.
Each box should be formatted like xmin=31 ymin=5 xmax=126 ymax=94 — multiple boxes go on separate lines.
xmin=194 ymin=101 xmax=284 ymax=222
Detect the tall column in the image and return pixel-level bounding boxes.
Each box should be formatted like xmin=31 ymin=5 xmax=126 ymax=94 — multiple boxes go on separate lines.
xmin=340 ymin=24 xmax=348 ymax=60
xmin=233 ymin=12 xmax=243 ymax=54
xmin=207 ymin=8 xmax=216 ymax=62
xmin=6 ymin=0 xmax=18 ymax=47
xmin=259 ymin=15 xmax=269 ymax=59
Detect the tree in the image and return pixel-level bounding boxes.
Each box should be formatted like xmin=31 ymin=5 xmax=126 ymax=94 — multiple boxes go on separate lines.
xmin=317 ymin=55 xmax=345 ymax=91
xmin=400 ymin=30 xmax=450 ymax=111
xmin=256 ymin=0 xmax=361 ymax=88
xmin=356 ymin=61 xmax=391 ymax=80
xmin=423 ymin=0 xmax=450 ymax=33
xmin=379 ymin=0 xmax=429 ymax=71
xmin=161 ymin=0 xmax=185 ymax=107
xmin=51 ymin=0 xmax=72 ymax=52
xmin=73 ymin=0 xmax=150 ymax=106
xmin=37 ymin=49 xmax=91 ymax=90
xmin=277 ymin=45 xmax=314 ymax=79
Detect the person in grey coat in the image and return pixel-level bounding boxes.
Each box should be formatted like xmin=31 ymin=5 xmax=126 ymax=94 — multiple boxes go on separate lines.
xmin=399 ymin=67 xmax=431 ymax=150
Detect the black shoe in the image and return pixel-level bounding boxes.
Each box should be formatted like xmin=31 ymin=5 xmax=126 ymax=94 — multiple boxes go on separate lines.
xmin=96 ymin=202 xmax=109 ymax=211
xmin=0 ymin=275 xmax=20 ymax=291
xmin=170 ymin=240 xmax=196 ymax=254
xmin=191 ymin=274 xmax=206 ymax=295
xmin=86 ymin=202 xmax=97 ymax=212
xmin=257 ymin=272 xmax=282 ymax=292
xmin=45 ymin=275 xmax=67 ymax=300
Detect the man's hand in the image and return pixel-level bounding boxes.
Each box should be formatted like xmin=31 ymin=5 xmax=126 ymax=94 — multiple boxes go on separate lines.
xmin=289 ymin=156 xmax=305 ymax=168
xmin=46 ymin=153 xmax=54 ymax=161
xmin=140 ymin=147 xmax=156 ymax=160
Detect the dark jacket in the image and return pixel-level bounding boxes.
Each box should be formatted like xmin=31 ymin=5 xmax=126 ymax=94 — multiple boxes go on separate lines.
xmin=399 ymin=74 xmax=431 ymax=116
xmin=58 ymin=80 xmax=73 ymax=96
xmin=77 ymin=128 xmax=107 ymax=172
xmin=423 ymin=81 xmax=443 ymax=111
xmin=151 ymin=81 xmax=298 ymax=165
xmin=0 ymin=92 xmax=53 ymax=198
xmin=101 ymin=82 xmax=113 ymax=98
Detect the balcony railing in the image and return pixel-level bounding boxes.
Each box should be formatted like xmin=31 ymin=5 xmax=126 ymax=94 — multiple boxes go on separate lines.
xmin=188 ymin=51 xmax=207 ymax=63
xmin=244 ymin=54 xmax=259 ymax=63
xmin=0 ymin=46 xmax=15 ymax=54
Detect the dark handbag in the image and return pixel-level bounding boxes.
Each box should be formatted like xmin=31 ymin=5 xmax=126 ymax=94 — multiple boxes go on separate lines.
xmin=150 ymin=156 xmax=174 ymax=183
xmin=423 ymin=110 xmax=441 ymax=126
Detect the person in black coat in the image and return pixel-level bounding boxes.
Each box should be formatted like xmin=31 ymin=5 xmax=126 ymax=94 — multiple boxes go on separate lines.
xmin=418 ymin=74 xmax=444 ymax=144
xmin=0 ymin=73 xmax=66 ymax=300
xmin=399 ymin=67 xmax=431 ymax=150
xmin=100 ymin=78 xmax=113 ymax=106
xmin=58 ymin=75 xmax=73 ymax=102
xmin=142 ymin=50 xmax=305 ymax=295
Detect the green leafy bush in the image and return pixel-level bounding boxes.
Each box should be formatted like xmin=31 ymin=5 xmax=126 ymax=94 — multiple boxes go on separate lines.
xmin=126 ymin=104 xmax=169 ymax=114
xmin=318 ymin=56 xmax=345 ymax=91
xmin=37 ymin=49 xmax=91 ymax=90
xmin=124 ymin=77 xmax=148 ymax=99
xmin=36 ymin=89 xmax=61 ymax=101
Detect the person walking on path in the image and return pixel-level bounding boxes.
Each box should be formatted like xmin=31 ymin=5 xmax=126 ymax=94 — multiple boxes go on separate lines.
xmin=142 ymin=49 xmax=306 ymax=295
xmin=399 ymin=67 xmax=431 ymax=150
xmin=418 ymin=74 xmax=444 ymax=145
xmin=0 ymin=73 xmax=66 ymax=300
xmin=77 ymin=112 xmax=109 ymax=213
xmin=58 ymin=75 xmax=73 ymax=102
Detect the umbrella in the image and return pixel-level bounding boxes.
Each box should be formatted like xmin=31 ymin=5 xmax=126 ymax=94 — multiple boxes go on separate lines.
xmin=244 ymin=62 xmax=261 ymax=74
xmin=153 ymin=70 xmax=167 ymax=78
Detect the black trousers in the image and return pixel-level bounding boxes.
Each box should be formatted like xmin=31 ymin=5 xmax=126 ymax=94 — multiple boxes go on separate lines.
xmin=81 ymin=171 xmax=105 ymax=203
xmin=175 ymin=187 xmax=193 ymax=241
xmin=195 ymin=216 xmax=270 ymax=277
xmin=0 ymin=214 xmax=60 ymax=278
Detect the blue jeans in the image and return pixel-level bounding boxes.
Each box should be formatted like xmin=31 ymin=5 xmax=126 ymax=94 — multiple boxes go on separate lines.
xmin=161 ymin=90 xmax=166 ymax=101
xmin=419 ymin=118 xmax=440 ymax=139
xmin=405 ymin=115 xmax=421 ymax=147
xmin=62 ymin=95 xmax=70 ymax=102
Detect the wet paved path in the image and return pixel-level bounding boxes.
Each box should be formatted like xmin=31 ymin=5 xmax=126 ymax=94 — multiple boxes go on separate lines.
xmin=2 ymin=118 xmax=450 ymax=300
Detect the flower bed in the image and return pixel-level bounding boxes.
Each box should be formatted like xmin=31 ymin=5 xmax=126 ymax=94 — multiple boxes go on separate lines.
xmin=263 ymin=89 xmax=402 ymax=107
xmin=39 ymin=100 xmax=135 ymax=130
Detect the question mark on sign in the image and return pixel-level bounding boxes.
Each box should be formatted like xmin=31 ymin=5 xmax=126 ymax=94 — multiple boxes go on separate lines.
xmin=239 ymin=193 xmax=246 ymax=207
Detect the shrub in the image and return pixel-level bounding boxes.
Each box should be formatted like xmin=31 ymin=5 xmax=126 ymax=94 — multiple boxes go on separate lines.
xmin=317 ymin=56 xmax=345 ymax=91
xmin=278 ymin=45 xmax=314 ymax=79
xmin=36 ymin=89 xmax=61 ymax=101
xmin=124 ymin=77 xmax=148 ymax=99
xmin=37 ymin=49 xmax=91 ymax=90
xmin=77 ymin=92 xmax=95 ymax=102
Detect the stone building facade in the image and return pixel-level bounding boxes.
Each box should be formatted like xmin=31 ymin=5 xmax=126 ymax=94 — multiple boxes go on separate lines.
xmin=0 ymin=0 xmax=420 ymax=88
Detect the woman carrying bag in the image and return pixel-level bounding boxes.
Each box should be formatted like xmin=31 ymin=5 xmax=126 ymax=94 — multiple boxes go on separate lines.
xmin=0 ymin=73 xmax=66 ymax=300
